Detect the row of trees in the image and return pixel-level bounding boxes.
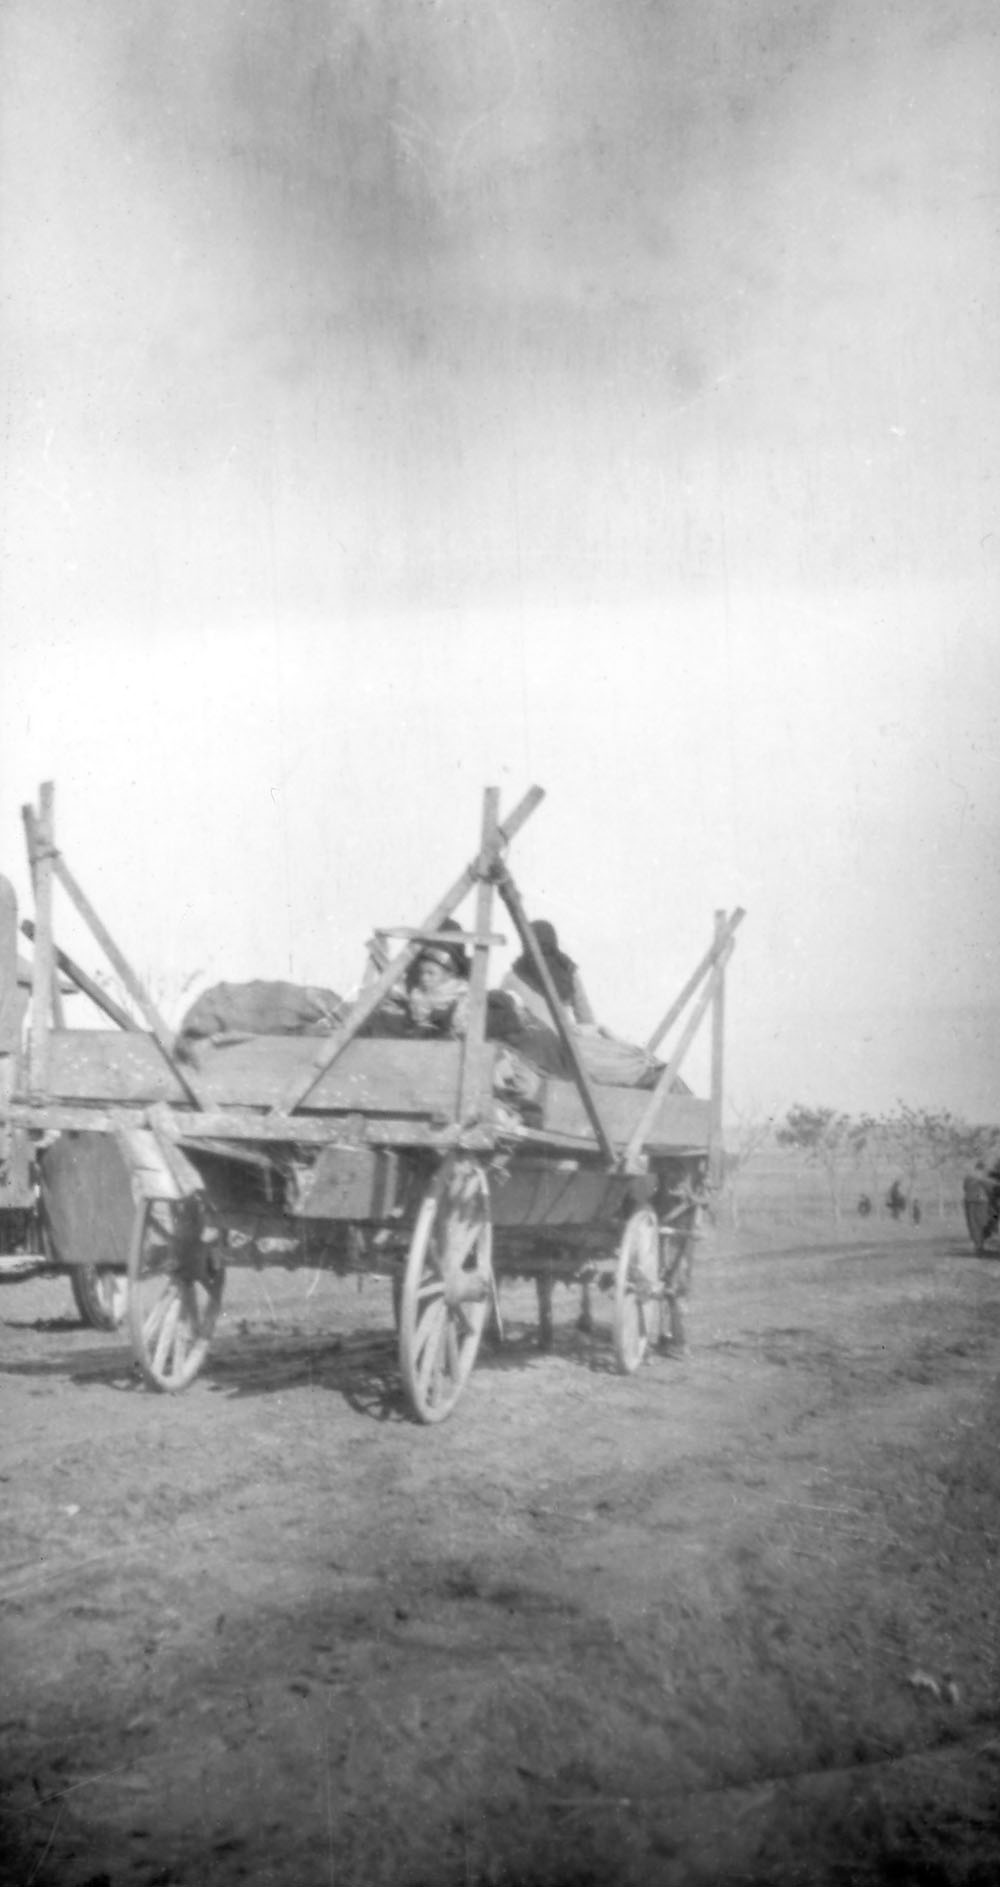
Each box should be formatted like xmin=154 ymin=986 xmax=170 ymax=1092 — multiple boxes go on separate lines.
xmin=722 ymin=1103 xmax=998 ymax=1226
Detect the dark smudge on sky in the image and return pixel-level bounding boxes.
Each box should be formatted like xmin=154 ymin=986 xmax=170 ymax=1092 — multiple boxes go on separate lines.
xmin=3 ymin=0 xmax=998 ymax=619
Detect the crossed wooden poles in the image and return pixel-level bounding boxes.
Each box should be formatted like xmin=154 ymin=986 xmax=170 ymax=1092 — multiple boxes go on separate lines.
xmin=19 ymin=782 xmax=742 ymax=1177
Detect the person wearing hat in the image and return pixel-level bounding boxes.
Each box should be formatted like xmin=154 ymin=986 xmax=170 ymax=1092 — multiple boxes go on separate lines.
xmin=502 ymin=919 xmax=595 ymax=1029
xmin=404 ymin=920 xmax=471 ymax=1038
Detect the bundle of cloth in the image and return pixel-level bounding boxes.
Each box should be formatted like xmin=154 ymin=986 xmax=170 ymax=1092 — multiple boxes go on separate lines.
xmin=175 ymin=980 xmax=348 ymax=1062
xmin=495 ymin=921 xmax=676 ymax=1092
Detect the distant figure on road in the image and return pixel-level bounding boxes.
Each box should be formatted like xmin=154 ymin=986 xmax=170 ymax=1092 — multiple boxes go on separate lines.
xmin=911 ymin=1199 xmax=922 ymax=1226
xmin=886 ymin=1179 xmax=906 ymax=1222
xmin=857 ymin=1193 xmax=872 ymax=1218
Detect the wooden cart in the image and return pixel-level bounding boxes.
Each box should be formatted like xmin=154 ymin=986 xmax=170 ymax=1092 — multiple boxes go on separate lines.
xmin=962 ymin=1167 xmax=1000 ymax=1255
xmin=0 ymin=783 xmax=743 ymax=1423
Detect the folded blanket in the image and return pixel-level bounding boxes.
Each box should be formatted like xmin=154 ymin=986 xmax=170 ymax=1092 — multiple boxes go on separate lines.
xmin=175 ymin=980 xmax=347 ymax=1061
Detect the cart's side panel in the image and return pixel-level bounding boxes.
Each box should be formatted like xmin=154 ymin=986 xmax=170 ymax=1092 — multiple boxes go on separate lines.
xmin=538 ymin=1081 xmax=711 ymax=1153
xmin=490 ymin=1161 xmax=633 ymax=1228
xmin=38 ymin=1132 xmax=136 ymax=1270
xmin=28 ymin=1032 xmax=498 ymax=1118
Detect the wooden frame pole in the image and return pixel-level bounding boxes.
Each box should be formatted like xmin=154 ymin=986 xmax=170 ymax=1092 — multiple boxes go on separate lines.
xmin=645 ymin=908 xmax=745 ymax=1054
xmin=708 ymin=908 xmax=728 ymax=1188
xmin=458 ymin=788 xmax=499 ymax=1126
xmin=622 ymin=938 xmax=735 ymax=1172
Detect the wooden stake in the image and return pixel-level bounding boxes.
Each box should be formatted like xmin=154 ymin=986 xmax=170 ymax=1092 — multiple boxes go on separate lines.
xmin=645 ymin=908 xmax=745 ymax=1054
xmin=623 ymin=938 xmax=735 ymax=1172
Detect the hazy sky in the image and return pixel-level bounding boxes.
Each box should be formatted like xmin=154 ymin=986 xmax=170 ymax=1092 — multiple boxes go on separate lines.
xmin=2 ymin=0 xmax=999 ymax=1119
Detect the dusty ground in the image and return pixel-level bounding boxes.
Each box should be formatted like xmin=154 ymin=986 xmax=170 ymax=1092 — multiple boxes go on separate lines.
xmin=1 ymin=1220 xmax=999 ymax=1887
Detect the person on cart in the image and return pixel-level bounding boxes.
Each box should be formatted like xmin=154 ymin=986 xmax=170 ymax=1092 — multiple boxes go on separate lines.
xmin=501 ymin=918 xmax=663 ymax=1089
xmin=404 ymin=925 xmax=471 ymax=1038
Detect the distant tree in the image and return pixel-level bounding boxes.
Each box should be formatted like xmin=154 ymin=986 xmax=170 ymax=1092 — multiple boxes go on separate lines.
xmin=845 ymin=1112 xmax=885 ymax=1214
xmin=719 ymin=1108 xmax=775 ymax=1229
xmin=880 ymin=1105 xmax=992 ymax=1221
xmin=775 ymin=1104 xmax=853 ymax=1223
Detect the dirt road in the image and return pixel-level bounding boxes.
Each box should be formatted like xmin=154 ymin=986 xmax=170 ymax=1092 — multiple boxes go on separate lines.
xmin=2 ymin=1225 xmax=999 ymax=1886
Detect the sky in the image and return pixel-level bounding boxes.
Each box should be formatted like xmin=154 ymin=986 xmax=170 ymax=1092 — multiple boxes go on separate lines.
xmin=1 ymin=0 xmax=999 ymax=1122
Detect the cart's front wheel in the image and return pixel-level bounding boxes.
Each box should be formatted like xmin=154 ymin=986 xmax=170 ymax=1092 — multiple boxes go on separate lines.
xmin=613 ymin=1206 xmax=661 ymax=1374
xmin=127 ymin=1199 xmax=224 ymax=1393
xmin=399 ymin=1157 xmax=492 ymax=1424
xmin=71 ymin=1266 xmax=128 ymax=1332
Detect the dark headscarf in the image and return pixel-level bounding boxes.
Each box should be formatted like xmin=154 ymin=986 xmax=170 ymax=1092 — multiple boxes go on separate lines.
xmin=511 ymin=919 xmax=578 ymax=1007
xmin=407 ymin=916 xmax=470 ymax=987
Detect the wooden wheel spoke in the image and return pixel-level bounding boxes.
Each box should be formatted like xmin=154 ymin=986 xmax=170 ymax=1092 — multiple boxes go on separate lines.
xmin=142 ymin=1287 xmax=173 ymax=1349
xmin=399 ymin=1158 xmax=491 ymax=1423
xmin=417 ymin=1304 xmax=448 ymax=1400
xmin=152 ymin=1292 xmax=182 ymax=1377
xmin=414 ymin=1298 xmax=447 ymax=1376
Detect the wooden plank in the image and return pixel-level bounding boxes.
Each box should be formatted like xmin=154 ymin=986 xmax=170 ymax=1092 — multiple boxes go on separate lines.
xmin=37 ymin=1131 xmax=137 ymax=1270
xmin=289 ymin=1145 xmax=402 ymax=1219
xmin=494 ymin=863 xmax=617 ymax=1166
xmin=490 ymin=1164 xmax=624 ymax=1229
xmin=538 ymin=1082 xmax=711 ymax=1153
xmin=0 ymin=1100 xmax=485 ymax=1150
xmin=378 ymin=927 xmax=506 ymax=947
xmin=30 ymin=1030 xmax=500 ymax=1116
xmin=645 ymin=907 xmax=745 ymax=1053
xmin=21 ymin=919 xmax=139 ymax=1030
xmin=276 ymin=782 xmax=544 ymax=1115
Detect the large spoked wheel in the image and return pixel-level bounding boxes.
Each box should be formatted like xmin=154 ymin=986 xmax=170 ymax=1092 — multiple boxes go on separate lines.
xmin=613 ymin=1206 xmax=661 ymax=1375
xmin=70 ymin=1266 xmax=128 ymax=1331
xmin=127 ymin=1198 xmax=225 ymax=1393
xmin=398 ymin=1156 xmax=492 ymax=1425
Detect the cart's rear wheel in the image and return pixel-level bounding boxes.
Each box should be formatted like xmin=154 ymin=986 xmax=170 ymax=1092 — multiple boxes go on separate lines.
xmin=399 ymin=1156 xmax=492 ymax=1424
xmin=70 ymin=1266 xmax=128 ymax=1331
xmin=127 ymin=1199 xmax=224 ymax=1393
xmin=613 ymin=1206 xmax=661 ymax=1374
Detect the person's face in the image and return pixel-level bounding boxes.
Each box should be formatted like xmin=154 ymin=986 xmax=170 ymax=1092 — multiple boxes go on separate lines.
xmin=416 ymin=956 xmax=449 ymax=993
